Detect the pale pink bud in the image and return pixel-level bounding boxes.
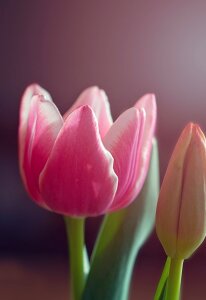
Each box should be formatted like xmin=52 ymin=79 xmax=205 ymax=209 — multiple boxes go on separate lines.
xmin=156 ymin=123 xmax=206 ymax=259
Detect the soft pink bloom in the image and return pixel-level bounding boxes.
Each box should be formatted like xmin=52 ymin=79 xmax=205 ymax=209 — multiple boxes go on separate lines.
xmin=156 ymin=123 xmax=206 ymax=259
xmin=19 ymin=84 xmax=156 ymax=217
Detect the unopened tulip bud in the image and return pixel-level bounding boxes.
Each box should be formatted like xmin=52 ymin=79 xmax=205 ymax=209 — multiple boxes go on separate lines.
xmin=156 ymin=123 xmax=206 ymax=259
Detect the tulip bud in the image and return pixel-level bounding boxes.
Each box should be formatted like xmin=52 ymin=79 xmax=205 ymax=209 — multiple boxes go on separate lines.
xmin=156 ymin=123 xmax=206 ymax=259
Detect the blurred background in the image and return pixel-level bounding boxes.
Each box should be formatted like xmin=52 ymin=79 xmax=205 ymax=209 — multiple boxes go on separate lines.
xmin=1 ymin=0 xmax=206 ymax=299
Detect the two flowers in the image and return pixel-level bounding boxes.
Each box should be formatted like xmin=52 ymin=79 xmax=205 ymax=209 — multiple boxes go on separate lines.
xmin=19 ymin=84 xmax=206 ymax=259
xmin=19 ymin=84 xmax=206 ymax=300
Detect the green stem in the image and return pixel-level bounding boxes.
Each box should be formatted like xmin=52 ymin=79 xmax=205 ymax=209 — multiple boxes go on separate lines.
xmin=154 ymin=257 xmax=171 ymax=300
xmin=165 ymin=257 xmax=184 ymax=300
xmin=64 ymin=217 xmax=87 ymax=300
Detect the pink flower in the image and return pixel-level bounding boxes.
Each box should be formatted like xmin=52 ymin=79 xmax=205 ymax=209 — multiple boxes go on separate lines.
xmin=156 ymin=123 xmax=206 ymax=259
xmin=19 ymin=84 xmax=156 ymax=217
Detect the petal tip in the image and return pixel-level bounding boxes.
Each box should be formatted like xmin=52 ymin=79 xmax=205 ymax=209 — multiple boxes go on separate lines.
xmin=145 ymin=93 xmax=157 ymax=111
xmin=84 ymin=86 xmax=100 ymax=95
xmin=99 ymin=89 xmax=108 ymax=100
xmin=135 ymin=93 xmax=157 ymax=115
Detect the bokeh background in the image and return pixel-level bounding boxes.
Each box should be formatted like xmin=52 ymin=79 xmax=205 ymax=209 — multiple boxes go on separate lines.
xmin=1 ymin=1 xmax=206 ymax=299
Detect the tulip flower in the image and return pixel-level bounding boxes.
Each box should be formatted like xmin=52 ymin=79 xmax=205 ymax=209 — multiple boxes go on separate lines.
xmin=155 ymin=123 xmax=206 ymax=300
xmin=19 ymin=84 xmax=156 ymax=217
xmin=156 ymin=123 xmax=206 ymax=259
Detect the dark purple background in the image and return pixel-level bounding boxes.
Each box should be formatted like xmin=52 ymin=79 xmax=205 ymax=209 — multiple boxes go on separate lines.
xmin=1 ymin=0 xmax=206 ymax=260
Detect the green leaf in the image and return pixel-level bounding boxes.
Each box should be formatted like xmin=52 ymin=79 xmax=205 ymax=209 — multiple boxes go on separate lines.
xmin=82 ymin=140 xmax=159 ymax=300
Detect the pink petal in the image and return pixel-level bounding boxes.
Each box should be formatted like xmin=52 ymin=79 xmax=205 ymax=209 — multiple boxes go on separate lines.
xmin=177 ymin=125 xmax=206 ymax=258
xmin=156 ymin=124 xmax=192 ymax=257
xmin=19 ymin=84 xmax=52 ymax=175
xmin=63 ymin=87 xmax=113 ymax=138
xmin=156 ymin=123 xmax=206 ymax=258
xmin=39 ymin=105 xmax=118 ymax=217
xmin=22 ymin=95 xmax=63 ymax=204
xmin=103 ymin=107 xmax=147 ymax=211
xmin=135 ymin=93 xmax=157 ymax=151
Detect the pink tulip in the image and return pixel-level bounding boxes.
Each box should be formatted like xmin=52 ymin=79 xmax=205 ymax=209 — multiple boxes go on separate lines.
xmin=156 ymin=123 xmax=206 ymax=259
xmin=19 ymin=84 xmax=156 ymax=217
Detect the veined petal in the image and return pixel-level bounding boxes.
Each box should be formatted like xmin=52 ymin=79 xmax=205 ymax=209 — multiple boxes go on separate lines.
xmin=134 ymin=94 xmax=157 ymax=163
xmin=103 ymin=107 xmax=147 ymax=211
xmin=156 ymin=124 xmax=193 ymax=257
xmin=40 ymin=105 xmax=118 ymax=217
xmin=19 ymin=84 xmax=52 ymax=172
xmin=63 ymin=87 xmax=113 ymax=138
xmin=177 ymin=125 xmax=206 ymax=258
xmin=135 ymin=94 xmax=156 ymax=122
xmin=156 ymin=123 xmax=206 ymax=259
xmin=22 ymin=95 xmax=63 ymax=203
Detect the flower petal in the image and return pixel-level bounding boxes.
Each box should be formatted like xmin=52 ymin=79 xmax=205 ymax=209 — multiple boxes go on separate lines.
xmin=176 ymin=125 xmax=206 ymax=258
xmin=134 ymin=94 xmax=157 ymax=158
xmin=22 ymin=95 xmax=63 ymax=203
xmin=156 ymin=123 xmax=193 ymax=257
xmin=103 ymin=107 xmax=147 ymax=211
xmin=63 ymin=87 xmax=113 ymax=138
xmin=19 ymin=84 xmax=52 ymax=172
xmin=39 ymin=105 xmax=118 ymax=217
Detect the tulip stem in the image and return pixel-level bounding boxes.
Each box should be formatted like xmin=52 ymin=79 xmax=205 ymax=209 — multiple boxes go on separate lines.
xmin=154 ymin=257 xmax=171 ymax=300
xmin=64 ymin=217 xmax=88 ymax=300
xmin=165 ymin=257 xmax=183 ymax=300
